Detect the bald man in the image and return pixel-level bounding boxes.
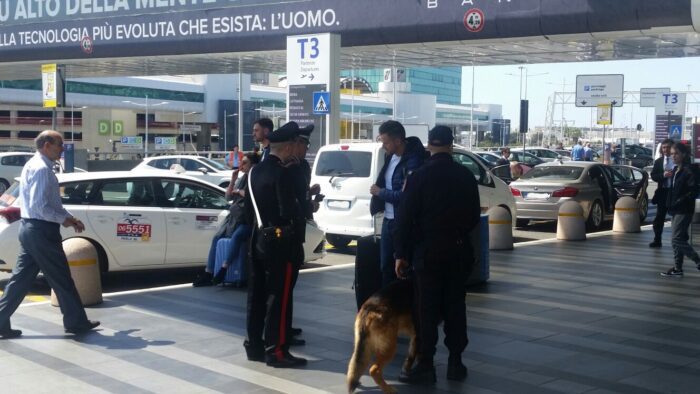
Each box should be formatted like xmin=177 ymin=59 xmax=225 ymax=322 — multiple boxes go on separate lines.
xmin=0 ymin=130 xmax=99 ymax=339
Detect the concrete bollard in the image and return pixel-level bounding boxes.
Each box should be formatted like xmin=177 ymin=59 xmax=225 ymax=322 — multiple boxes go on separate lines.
xmin=557 ymin=201 xmax=586 ymax=241
xmin=613 ymin=196 xmax=640 ymax=233
xmin=488 ymin=206 xmax=513 ymax=250
xmin=51 ymin=238 xmax=103 ymax=307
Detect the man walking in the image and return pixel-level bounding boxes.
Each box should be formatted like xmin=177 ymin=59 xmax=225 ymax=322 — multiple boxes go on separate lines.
xmin=394 ymin=125 xmax=481 ymax=384
xmin=571 ymin=140 xmax=584 ymax=161
xmin=244 ymin=123 xmax=306 ymax=368
xmin=650 ymin=139 xmax=675 ymax=248
xmin=370 ymin=120 xmax=426 ymax=286
xmin=0 ymin=130 xmax=99 ymax=338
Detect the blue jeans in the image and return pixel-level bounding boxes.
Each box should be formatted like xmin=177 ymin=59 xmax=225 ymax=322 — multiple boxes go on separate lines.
xmin=380 ymin=218 xmax=396 ymax=287
xmin=206 ymin=224 xmax=252 ymax=273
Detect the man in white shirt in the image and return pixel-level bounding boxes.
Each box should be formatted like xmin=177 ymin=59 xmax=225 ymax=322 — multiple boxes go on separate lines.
xmin=0 ymin=130 xmax=99 ymax=339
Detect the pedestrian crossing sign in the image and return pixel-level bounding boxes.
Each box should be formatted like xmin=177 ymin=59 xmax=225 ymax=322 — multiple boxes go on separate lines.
xmin=313 ymin=91 xmax=331 ymax=115
xmin=669 ymin=124 xmax=682 ymax=139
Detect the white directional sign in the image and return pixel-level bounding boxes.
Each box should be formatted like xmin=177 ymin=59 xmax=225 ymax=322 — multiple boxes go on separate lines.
xmin=640 ymin=88 xmax=670 ymax=107
xmin=655 ymin=92 xmax=686 ymax=115
xmin=287 ymin=34 xmax=332 ymax=85
xmin=575 ymin=74 xmax=624 ymax=107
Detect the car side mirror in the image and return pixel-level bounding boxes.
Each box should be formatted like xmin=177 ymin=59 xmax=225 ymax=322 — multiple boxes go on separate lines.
xmin=198 ymin=167 xmax=209 ymax=174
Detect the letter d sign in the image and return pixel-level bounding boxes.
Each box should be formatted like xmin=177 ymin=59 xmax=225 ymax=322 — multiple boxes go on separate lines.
xmin=98 ymin=120 xmax=110 ymax=135
xmin=112 ymin=120 xmax=124 ymax=135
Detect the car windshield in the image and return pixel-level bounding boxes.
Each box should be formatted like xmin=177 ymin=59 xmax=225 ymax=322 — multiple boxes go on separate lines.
xmin=519 ymin=166 xmax=584 ymax=181
xmin=198 ymin=157 xmax=228 ymax=171
xmin=315 ymin=151 xmax=371 ymax=177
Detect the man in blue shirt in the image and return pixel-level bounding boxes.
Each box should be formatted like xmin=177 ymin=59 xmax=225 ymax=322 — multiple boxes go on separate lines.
xmin=571 ymin=141 xmax=584 ymax=161
xmin=0 ymin=130 xmax=99 ymax=339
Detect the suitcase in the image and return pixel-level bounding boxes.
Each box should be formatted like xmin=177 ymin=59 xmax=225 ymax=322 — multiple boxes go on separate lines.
xmin=214 ymin=237 xmax=246 ymax=286
xmin=354 ymin=235 xmax=382 ymax=310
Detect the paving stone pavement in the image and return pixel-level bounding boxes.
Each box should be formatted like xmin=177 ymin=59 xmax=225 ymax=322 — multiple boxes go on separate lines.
xmin=2 ymin=226 xmax=699 ymax=393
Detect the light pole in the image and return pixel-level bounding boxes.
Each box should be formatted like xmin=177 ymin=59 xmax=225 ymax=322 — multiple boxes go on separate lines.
xmin=122 ymin=96 xmax=168 ymax=156
xmin=70 ymin=104 xmax=87 ymax=144
xmin=223 ymin=110 xmax=238 ymax=151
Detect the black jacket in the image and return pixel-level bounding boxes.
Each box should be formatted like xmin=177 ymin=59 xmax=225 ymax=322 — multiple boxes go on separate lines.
xmin=650 ymin=156 xmax=668 ymax=185
xmin=244 ymin=155 xmax=301 ymax=248
xmin=370 ymin=136 xmax=427 ymax=216
xmin=393 ymin=152 xmax=481 ymax=270
xmin=667 ymin=165 xmax=698 ymax=215
xmin=288 ymin=158 xmax=313 ymax=242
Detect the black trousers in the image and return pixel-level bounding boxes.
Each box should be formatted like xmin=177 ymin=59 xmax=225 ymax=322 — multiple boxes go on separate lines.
xmin=246 ymin=241 xmax=296 ymax=360
xmin=0 ymin=219 xmax=89 ymax=331
xmin=414 ymin=261 xmax=468 ymax=361
xmin=653 ymin=189 xmax=670 ymax=241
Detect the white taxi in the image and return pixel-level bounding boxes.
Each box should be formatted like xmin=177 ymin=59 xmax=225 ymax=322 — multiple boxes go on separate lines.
xmin=132 ymin=155 xmax=234 ymax=188
xmin=0 ymin=171 xmax=325 ymax=274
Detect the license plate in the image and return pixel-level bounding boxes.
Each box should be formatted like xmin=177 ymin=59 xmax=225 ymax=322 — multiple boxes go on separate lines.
xmin=525 ymin=192 xmax=550 ymax=200
xmin=327 ymin=200 xmax=351 ymax=209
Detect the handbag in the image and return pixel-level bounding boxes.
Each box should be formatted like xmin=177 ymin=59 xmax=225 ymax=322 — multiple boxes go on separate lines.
xmin=247 ymin=167 xmax=295 ymax=252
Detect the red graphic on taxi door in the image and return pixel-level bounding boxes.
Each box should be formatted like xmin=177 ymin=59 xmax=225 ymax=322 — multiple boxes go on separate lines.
xmin=117 ymin=216 xmax=152 ymax=242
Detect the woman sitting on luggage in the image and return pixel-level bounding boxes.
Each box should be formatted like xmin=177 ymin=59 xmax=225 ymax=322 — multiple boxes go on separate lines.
xmin=193 ymin=153 xmax=260 ymax=286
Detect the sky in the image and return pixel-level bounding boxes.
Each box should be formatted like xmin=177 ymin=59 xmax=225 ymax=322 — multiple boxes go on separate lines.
xmin=461 ymin=57 xmax=700 ymax=133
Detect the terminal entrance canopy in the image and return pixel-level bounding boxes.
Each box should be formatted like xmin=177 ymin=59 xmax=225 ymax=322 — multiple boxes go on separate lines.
xmin=0 ymin=0 xmax=699 ymax=79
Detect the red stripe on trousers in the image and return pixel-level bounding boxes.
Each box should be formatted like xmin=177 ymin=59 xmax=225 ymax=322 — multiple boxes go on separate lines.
xmin=275 ymin=261 xmax=294 ymax=361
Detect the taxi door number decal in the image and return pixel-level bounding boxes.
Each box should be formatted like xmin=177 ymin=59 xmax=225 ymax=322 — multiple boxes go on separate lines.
xmin=117 ymin=223 xmax=152 ymax=241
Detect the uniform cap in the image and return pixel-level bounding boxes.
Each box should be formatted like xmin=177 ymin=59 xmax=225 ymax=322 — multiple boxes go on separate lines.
xmin=428 ymin=125 xmax=454 ymax=147
xmin=268 ymin=121 xmax=300 ymax=143
xmin=297 ymin=124 xmax=315 ymax=141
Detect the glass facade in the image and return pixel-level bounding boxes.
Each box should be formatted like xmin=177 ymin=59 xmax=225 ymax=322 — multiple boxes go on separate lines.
xmin=340 ymin=66 xmax=462 ymax=105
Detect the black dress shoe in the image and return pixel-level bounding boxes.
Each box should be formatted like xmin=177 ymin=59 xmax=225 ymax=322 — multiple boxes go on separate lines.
xmin=65 ymin=320 xmax=100 ymax=334
xmin=288 ymin=337 xmax=306 ymax=346
xmin=192 ymin=272 xmax=213 ymax=287
xmin=265 ymin=352 xmax=307 ymax=368
xmin=649 ymin=240 xmax=662 ymax=248
xmin=0 ymin=328 xmax=22 ymax=339
xmin=244 ymin=340 xmax=265 ymax=362
xmin=291 ymin=327 xmax=302 ymax=336
xmin=447 ymin=361 xmax=468 ymax=381
xmin=398 ymin=362 xmax=436 ymax=385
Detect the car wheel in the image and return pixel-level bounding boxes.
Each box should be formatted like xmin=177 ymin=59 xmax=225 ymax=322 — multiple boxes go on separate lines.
xmin=0 ymin=179 xmax=9 ymax=195
xmin=639 ymin=193 xmax=649 ymax=222
xmin=586 ymin=200 xmax=604 ymax=231
xmin=516 ymin=219 xmax=529 ymax=227
xmin=326 ymin=234 xmax=352 ymax=249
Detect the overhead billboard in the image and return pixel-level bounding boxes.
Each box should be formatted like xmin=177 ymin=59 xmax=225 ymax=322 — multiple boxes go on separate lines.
xmin=0 ymin=1 xmax=693 ymax=63
xmin=575 ymin=74 xmax=624 ymax=107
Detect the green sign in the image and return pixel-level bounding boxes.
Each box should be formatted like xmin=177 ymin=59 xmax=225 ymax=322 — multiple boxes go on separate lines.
xmin=98 ymin=120 xmax=110 ymax=135
xmin=113 ymin=120 xmax=124 ymax=135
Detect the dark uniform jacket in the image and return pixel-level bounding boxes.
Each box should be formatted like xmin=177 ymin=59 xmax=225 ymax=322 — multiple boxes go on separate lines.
xmin=393 ymin=152 xmax=481 ymax=271
xmin=287 ymin=158 xmax=313 ymax=244
xmin=667 ymin=165 xmax=699 ymax=215
xmin=369 ymin=136 xmax=427 ymax=216
xmin=244 ymin=155 xmax=299 ymax=257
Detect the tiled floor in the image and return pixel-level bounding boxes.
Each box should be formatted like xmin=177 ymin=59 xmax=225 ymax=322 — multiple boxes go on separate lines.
xmin=2 ymin=227 xmax=700 ymax=393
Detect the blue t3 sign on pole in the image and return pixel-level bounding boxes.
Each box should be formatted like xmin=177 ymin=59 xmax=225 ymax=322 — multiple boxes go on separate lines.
xmin=313 ymin=91 xmax=331 ymax=115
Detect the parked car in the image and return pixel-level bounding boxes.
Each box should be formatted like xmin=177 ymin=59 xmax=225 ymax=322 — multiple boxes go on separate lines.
xmin=509 ymin=162 xmax=648 ymax=230
xmin=615 ymin=145 xmax=654 ymax=168
xmin=310 ymin=142 xmax=517 ymax=248
xmin=0 ymin=171 xmax=325 ymax=274
xmin=0 ymin=152 xmax=34 ymax=194
xmin=512 ymin=147 xmax=571 ymax=162
xmin=474 ymin=150 xmax=544 ymax=168
xmin=132 ymin=155 xmax=234 ymax=187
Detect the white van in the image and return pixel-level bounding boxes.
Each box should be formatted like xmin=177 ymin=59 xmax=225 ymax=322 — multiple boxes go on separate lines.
xmin=311 ymin=142 xmax=517 ymax=248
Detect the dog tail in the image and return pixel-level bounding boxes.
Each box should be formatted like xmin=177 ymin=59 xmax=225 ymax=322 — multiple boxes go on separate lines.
xmin=347 ymin=308 xmax=372 ymax=393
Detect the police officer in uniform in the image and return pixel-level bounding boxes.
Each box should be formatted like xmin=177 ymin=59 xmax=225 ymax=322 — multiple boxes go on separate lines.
xmin=394 ymin=125 xmax=480 ymax=384
xmin=243 ymin=122 xmax=306 ymax=368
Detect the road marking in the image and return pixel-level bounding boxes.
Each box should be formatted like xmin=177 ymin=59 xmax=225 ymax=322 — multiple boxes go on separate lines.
xmin=0 ymin=290 xmax=49 ymax=304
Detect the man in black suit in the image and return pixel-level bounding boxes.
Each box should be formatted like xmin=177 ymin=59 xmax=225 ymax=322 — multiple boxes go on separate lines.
xmin=243 ymin=122 xmax=306 ymax=368
xmin=650 ymin=139 xmax=675 ymax=248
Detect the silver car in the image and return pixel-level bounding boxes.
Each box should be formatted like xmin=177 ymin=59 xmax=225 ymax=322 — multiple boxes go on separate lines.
xmin=510 ymin=161 xmax=648 ymax=230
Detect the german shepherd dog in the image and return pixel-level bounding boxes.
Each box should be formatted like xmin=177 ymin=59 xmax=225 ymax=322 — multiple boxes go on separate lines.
xmin=347 ymin=279 xmax=417 ymax=393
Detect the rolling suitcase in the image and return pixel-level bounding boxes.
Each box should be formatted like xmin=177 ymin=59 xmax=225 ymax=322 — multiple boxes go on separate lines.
xmin=214 ymin=237 xmax=246 ymax=286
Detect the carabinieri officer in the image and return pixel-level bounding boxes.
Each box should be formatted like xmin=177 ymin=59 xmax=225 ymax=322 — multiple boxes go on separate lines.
xmin=243 ymin=122 xmax=307 ymax=368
